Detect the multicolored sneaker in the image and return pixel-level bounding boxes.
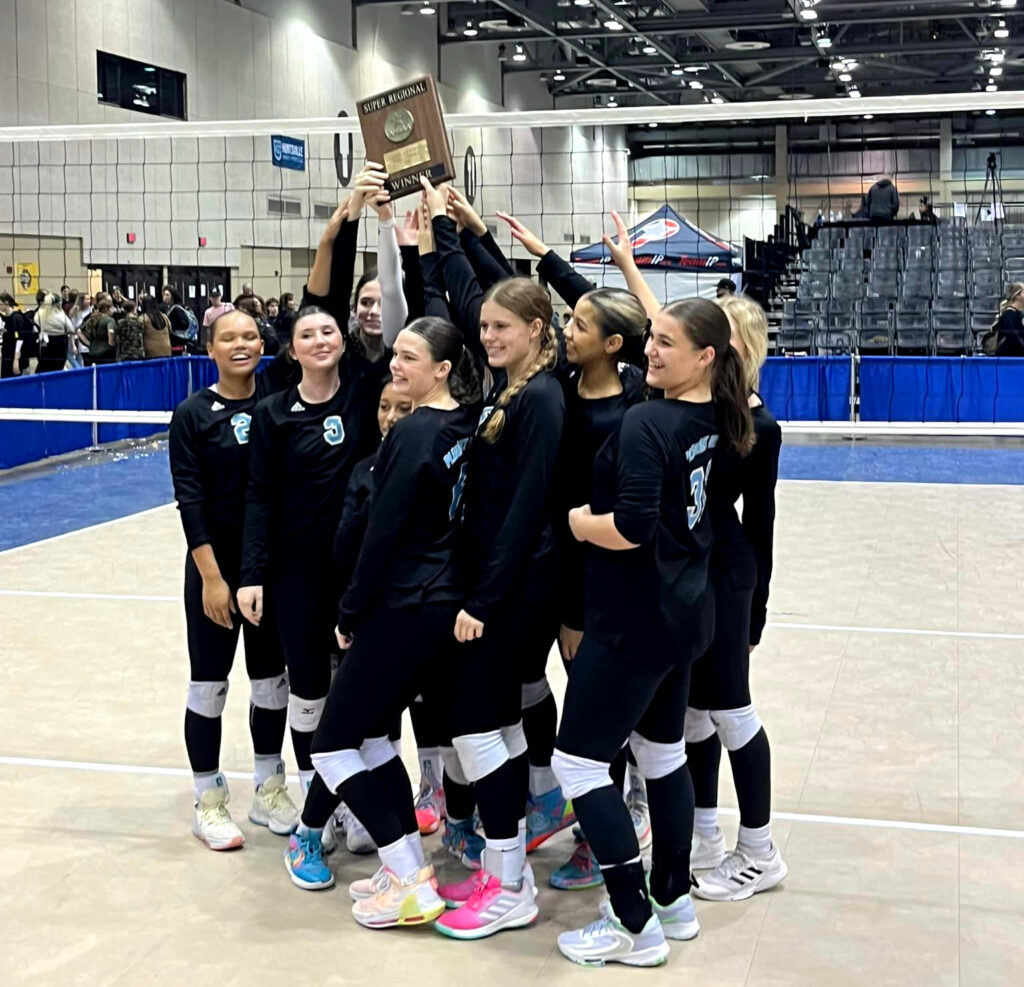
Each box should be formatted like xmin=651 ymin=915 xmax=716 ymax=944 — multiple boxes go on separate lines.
xmin=692 ymin=845 xmax=788 ymax=902
xmin=439 ymin=863 xmax=537 ymax=907
xmin=344 ymin=807 xmax=376 ymax=855
xmin=192 ymin=786 xmax=244 ymax=851
xmin=283 ymin=830 xmax=335 ymax=890
xmin=351 ymin=865 xmax=445 ymax=929
xmin=349 ymin=864 xmax=391 ymax=902
xmin=434 ymin=871 xmax=538 ymax=940
xmin=691 ymin=827 xmax=728 ymax=870
xmin=557 ymin=908 xmax=669 ymax=968
xmin=525 ymin=787 xmax=576 ymax=853
xmin=249 ymin=775 xmax=299 ymax=836
xmin=441 ymin=817 xmax=483 ymax=870
xmin=626 ymin=788 xmax=652 ymax=853
xmin=550 ymin=840 xmax=605 ymax=891
xmin=415 ymin=782 xmax=445 ymax=836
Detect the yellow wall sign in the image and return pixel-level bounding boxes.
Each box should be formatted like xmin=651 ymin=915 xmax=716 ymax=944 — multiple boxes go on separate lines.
xmin=14 ymin=261 xmax=39 ymax=298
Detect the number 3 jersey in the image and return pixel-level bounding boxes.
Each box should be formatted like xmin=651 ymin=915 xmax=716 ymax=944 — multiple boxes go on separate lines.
xmin=585 ymin=398 xmax=718 ymax=664
xmin=240 ymin=361 xmax=382 ymax=587
xmin=169 ymin=372 xmax=275 ymax=566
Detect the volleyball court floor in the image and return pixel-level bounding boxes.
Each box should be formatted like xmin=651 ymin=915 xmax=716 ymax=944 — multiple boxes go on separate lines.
xmin=2 ymin=439 xmax=1023 ymax=986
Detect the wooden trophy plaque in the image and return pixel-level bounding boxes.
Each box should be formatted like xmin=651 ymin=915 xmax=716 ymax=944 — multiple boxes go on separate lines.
xmin=357 ymin=75 xmax=456 ymax=200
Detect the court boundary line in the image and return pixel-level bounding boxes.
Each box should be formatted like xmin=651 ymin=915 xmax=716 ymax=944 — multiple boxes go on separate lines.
xmin=1 ymin=590 xmax=1020 ymax=643
xmin=1 ymin=754 xmax=1019 ymax=841
xmin=0 ymin=504 xmax=173 ymax=557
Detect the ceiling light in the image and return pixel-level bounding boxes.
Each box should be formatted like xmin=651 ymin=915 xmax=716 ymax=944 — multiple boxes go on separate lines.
xmin=689 ymin=80 xmax=704 ymax=89
xmin=648 ymin=121 xmax=658 ymax=128
xmin=995 ymin=20 xmax=1010 ymax=38
xmin=986 ymin=108 xmax=998 ymax=115
xmin=711 ymin=94 xmax=725 ymax=104
xmin=553 ymin=70 xmax=566 ymax=81
xmin=642 ymin=43 xmax=657 ymax=54
xmin=863 ymin=113 xmax=874 ymax=119
xmin=604 ymin=18 xmax=624 ymax=30
xmin=684 ymin=64 xmax=708 ymax=73
xmin=848 ymin=88 xmax=861 ymax=98
xmin=799 ymin=8 xmax=818 ymax=19
xmin=986 ymin=82 xmax=999 ymax=91
xmin=671 ymin=66 xmax=684 ymax=75
xmin=418 ymin=1 xmax=435 ymax=14
xmin=607 ymin=96 xmax=618 ymax=106
xmin=778 ymin=92 xmax=814 ymax=100
xmin=574 ymin=0 xmax=592 ymax=5
xmin=991 ymin=65 xmax=1004 ymax=76
xmin=816 ymin=32 xmax=832 ymax=49
xmin=838 ymin=71 xmax=852 ymax=82
xmin=999 ymin=0 xmax=1016 ymax=8
xmin=512 ymin=44 xmax=527 ymax=62
xmin=463 ymin=19 xmax=478 ymax=36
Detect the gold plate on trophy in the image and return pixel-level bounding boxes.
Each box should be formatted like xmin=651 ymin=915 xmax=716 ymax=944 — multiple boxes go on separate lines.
xmin=384 ymin=109 xmax=415 ymax=143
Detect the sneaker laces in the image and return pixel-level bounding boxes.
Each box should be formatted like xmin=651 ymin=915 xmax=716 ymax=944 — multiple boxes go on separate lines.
xmin=581 ymin=915 xmax=617 ymax=939
xmin=568 ymin=842 xmax=594 ymax=869
xmin=300 ymin=833 xmax=325 ymax=864
xmin=464 ymin=872 xmax=494 ymax=908
xmin=415 ymin=783 xmax=438 ymax=812
xmin=714 ymin=848 xmax=754 ymax=880
xmin=199 ymin=795 xmax=232 ymax=827
xmin=262 ymin=783 xmax=294 ymax=813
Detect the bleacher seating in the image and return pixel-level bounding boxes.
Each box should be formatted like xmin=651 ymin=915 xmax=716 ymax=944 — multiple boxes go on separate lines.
xmin=777 ymin=222 xmax=1020 ymax=355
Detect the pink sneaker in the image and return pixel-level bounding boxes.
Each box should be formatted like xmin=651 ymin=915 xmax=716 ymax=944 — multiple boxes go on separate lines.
xmin=437 ymin=870 xmax=483 ymax=908
xmin=434 ymin=872 xmax=538 ymax=940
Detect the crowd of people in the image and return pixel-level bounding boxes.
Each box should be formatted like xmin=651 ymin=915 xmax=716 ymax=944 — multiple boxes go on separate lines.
xmin=0 ymin=281 xmax=300 ymax=379
xmin=169 ymin=162 xmax=785 ymax=969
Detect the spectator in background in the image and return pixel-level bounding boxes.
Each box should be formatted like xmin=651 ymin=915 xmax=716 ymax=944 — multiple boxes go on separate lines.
xmin=233 ymin=282 xmax=254 ymax=307
xmin=0 ymin=293 xmax=33 ymax=377
xmin=84 ymin=299 xmax=117 ymax=364
xmin=67 ymin=291 xmax=93 ymax=368
xmin=115 ymin=300 xmax=146 ymax=361
xmin=865 ymin=174 xmax=900 ymax=222
xmin=163 ymin=285 xmax=198 ymax=342
xmin=990 ymin=282 xmax=1024 ymax=356
xmin=60 ymin=285 xmax=72 ymax=310
xmin=914 ymin=196 xmax=939 ymax=226
xmin=110 ymin=286 xmax=127 ymax=315
xmin=266 ymin=297 xmax=279 ymax=321
xmin=274 ymin=291 xmax=297 ymax=342
xmin=716 ymin=278 xmax=737 ymax=299
xmin=236 ymin=295 xmax=279 ymax=355
xmin=34 ymin=292 xmax=76 ymax=373
xmin=141 ymin=295 xmax=172 ymax=359
xmin=202 ymin=287 xmax=234 ymax=338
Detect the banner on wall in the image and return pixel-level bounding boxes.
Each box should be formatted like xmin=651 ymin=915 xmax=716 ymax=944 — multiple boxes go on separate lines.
xmin=14 ymin=261 xmax=38 ymax=300
xmin=271 ymin=135 xmax=306 ymax=171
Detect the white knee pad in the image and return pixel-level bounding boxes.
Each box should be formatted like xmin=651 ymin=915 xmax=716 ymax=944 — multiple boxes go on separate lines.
xmin=360 ymin=735 xmax=398 ymax=771
xmin=452 ymin=730 xmax=509 ymax=782
xmin=250 ymin=673 xmax=289 ymax=711
xmin=310 ymin=748 xmax=366 ymax=793
xmin=187 ymin=680 xmax=228 ymax=719
xmin=288 ymin=693 xmax=326 ymax=733
xmin=501 ymin=721 xmax=528 ymax=760
xmin=684 ymin=707 xmax=716 ymax=744
xmin=521 ymin=676 xmax=552 ymax=710
xmin=629 ymin=732 xmax=687 ymax=780
xmin=442 ymin=746 xmax=469 ymax=787
xmin=551 ymin=749 xmax=612 ymax=800
xmin=710 ymin=705 xmax=763 ymax=751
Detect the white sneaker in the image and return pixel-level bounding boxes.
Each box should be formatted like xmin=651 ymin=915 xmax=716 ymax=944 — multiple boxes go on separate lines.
xmin=691 ymin=826 xmax=728 ymax=870
xmin=249 ymin=775 xmax=299 ymax=835
xmin=651 ymin=891 xmax=700 ymax=940
xmin=193 ymin=787 xmax=244 ymax=851
xmin=349 ymin=864 xmax=391 ymax=902
xmin=344 ymin=806 xmax=376 ymax=855
xmin=692 ymin=844 xmax=788 ymax=902
xmin=626 ymin=789 xmax=652 ymax=852
xmin=558 ymin=909 xmax=669 ymax=968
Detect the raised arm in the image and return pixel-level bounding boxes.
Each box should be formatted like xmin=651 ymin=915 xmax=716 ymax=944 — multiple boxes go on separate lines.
xmin=496 ymin=211 xmax=592 ymax=310
xmin=604 ymin=210 xmax=661 ymax=320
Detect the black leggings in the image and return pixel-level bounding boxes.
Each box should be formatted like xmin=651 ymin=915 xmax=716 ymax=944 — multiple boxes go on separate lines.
xmin=304 ymin=600 xmax=458 ymax=844
xmin=183 ymin=552 xmax=286 ymax=774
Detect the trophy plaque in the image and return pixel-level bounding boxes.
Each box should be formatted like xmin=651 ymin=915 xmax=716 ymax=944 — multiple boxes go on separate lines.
xmin=357 ymin=75 xmax=456 ymax=200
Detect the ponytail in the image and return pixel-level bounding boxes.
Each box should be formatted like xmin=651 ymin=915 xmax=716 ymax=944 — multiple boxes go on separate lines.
xmin=450 ymin=347 xmax=482 ymax=406
xmin=403 ymin=315 xmax=482 ymax=407
xmin=712 ymin=344 xmax=754 ymax=457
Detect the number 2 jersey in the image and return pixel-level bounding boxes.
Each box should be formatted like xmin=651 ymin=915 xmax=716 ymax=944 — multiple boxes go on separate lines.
xmin=168 ymin=372 xmax=275 ymax=574
xmin=585 ymin=398 xmax=719 ymax=664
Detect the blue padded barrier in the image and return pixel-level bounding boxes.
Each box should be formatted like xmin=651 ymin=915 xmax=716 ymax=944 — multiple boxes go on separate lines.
xmin=760 ymin=356 xmax=852 ymax=421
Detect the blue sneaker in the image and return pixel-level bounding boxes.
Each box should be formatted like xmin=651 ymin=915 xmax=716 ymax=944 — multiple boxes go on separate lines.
xmin=442 ymin=817 xmax=483 ymax=870
xmin=550 ymin=840 xmax=605 ymax=891
xmin=526 ymin=786 xmax=577 ymax=853
xmin=283 ymin=830 xmax=335 ymax=890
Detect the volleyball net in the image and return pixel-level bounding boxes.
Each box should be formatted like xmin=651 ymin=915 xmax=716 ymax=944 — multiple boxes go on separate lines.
xmin=2 ymin=92 xmax=1024 ymax=470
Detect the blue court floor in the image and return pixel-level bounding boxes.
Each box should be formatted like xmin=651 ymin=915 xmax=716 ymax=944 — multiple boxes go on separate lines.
xmin=1 ymin=438 xmax=1023 ymax=553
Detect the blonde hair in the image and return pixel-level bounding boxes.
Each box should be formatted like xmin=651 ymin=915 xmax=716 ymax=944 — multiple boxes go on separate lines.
xmin=480 ymin=278 xmax=557 ymax=444
xmin=719 ymin=295 xmax=768 ymax=393
xmin=998 ymin=282 xmax=1024 ymax=317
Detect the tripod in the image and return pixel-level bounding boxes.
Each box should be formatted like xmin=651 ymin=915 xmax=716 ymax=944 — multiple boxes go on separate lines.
xmin=975 ymin=152 xmax=1004 ymax=228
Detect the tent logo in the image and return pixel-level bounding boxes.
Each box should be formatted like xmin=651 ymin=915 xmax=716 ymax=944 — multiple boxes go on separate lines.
xmin=630 ymin=218 xmax=679 ymax=249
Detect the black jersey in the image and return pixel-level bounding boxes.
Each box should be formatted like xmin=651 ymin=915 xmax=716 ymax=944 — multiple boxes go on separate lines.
xmin=558 ymin=364 xmax=645 ymax=630
xmin=709 ymin=401 xmax=781 ymax=646
xmin=338 ymin=405 xmax=477 ymax=633
xmin=168 ymin=373 xmax=274 ymax=566
xmin=585 ymin=399 xmax=718 ymax=663
xmin=239 ymin=356 xmax=382 ymax=587
xmin=333 ymin=449 xmax=377 ymax=590
xmin=461 ymin=370 xmax=566 ymax=623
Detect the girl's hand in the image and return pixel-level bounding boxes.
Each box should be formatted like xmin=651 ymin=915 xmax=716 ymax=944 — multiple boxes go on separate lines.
xmin=395 ymin=209 xmax=419 ymax=247
xmin=202 ymin=575 xmax=236 ymax=629
xmin=454 ymin=609 xmax=484 ymax=643
xmin=236 ymin=586 xmax=263 ymax=626
xmin=601 ymin=210 xmax=634 ymax=269
xmin=321 ymin=201 xmax=349 ymax=243
xmin=448 ymin=187 xmax=486 ymax=236
xmin=568 ymin=505 xmax=593 ymax=543
xmin=336 ymin=627 xmax=353 ymax=650
xmin=418 ymin=198 xmax=435 ymax=255
xmin=420 ymin=177 xmax=451 ymax=219
xmin=352 ymin=161 xmax=391 ymax=214
xmin=496 ymin=211 xmax=548 ymax=258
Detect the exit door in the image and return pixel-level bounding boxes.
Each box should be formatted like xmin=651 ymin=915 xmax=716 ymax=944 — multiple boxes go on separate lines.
xmin=100 ymin=266 xmax=163 ymax=304
xmin=166 ymin=267 xmax=231 ymax=329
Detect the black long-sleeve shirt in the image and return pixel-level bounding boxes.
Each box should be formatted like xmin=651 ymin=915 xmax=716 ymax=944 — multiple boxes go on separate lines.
xmin=400 ymin=245 xmax=425 ymax=322
xmin=585 ymin=399 xmax=718 ymax=663
xmin=995 ymin=307 xmax=1024 ymax=357
xmin=333 ymin=449 xmax=377 ymax=592
xmin=708 ymin=401 xmax=781 ymax=646
xmin=239 ymin=355 xmax=384 ymax=587
xmin=460 ymin=228 xmax=514 ymax=290
xmin=461 ymin=371 xmax=566 ymax=623
xmin=338 ymin=405 xmax=478 ymax=634
xmin=168 ymin=373 xmax=274 ymax=568
xmin=537 ymin=249 xmax=594 ymax=311
xmin=419 ymin=252 xmax=454 ymax=322
xmin=431 ymin=216 xmax=487 ymax=369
